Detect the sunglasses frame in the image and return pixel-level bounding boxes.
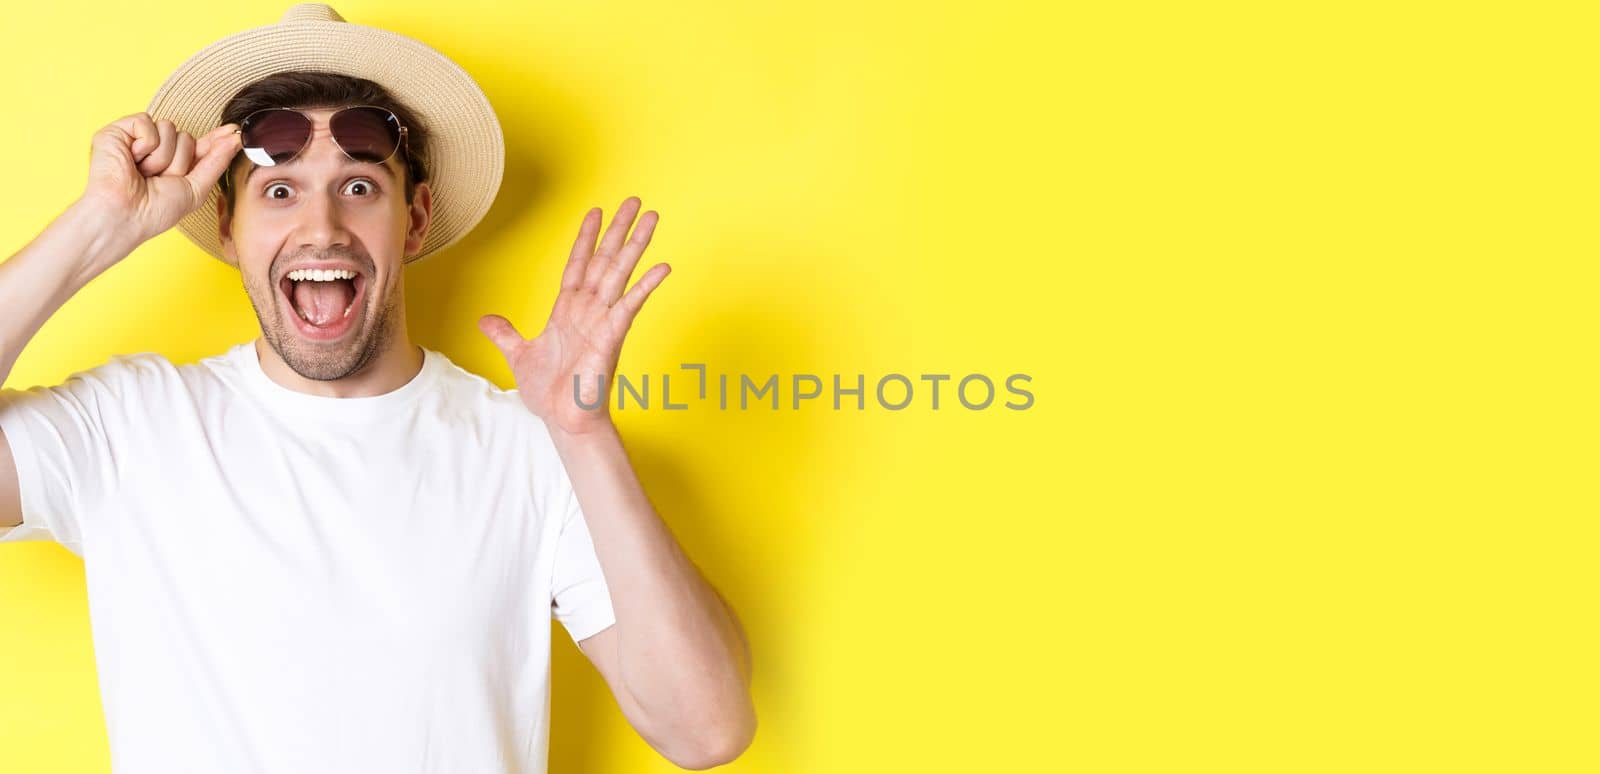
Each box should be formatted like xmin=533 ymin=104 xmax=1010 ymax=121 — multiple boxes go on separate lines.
xmin=220 ymin=105 xmax=411 ymax=194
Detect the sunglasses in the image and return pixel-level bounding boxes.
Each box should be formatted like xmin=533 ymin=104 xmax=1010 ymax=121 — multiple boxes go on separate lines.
xmin=224 ymin=106 xmax=410 ymax=189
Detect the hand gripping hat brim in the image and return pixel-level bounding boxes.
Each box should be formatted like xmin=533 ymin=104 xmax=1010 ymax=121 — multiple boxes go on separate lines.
xmin=146 ymin=3 xmax=504 ymax=266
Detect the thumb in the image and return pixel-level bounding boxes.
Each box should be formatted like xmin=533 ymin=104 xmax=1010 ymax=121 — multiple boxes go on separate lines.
xmin=184 ymin=124 xmax=241 ymax=201
xmin=478 ymin=314 xmax=525 ymax=358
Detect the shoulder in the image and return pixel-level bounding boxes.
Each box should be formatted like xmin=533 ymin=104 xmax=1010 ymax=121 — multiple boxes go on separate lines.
xmin=51 ymin=344 xmax=258 ymax=405
xmin=45 ymin=350 xmax=181 ymax=396
xmin=82 ymin=350 xmax=174 ymax=377
xmin=0 ymin=351 xmax=191 ymax=428
xmin=112 ymin=348 xmax=238 ymax=395
xmin=422 ymin=349 xmax=575 ymax=506
xmin=423 ymin=349 xmax=568 ymax=460
xmin=424 ymin=349 xmax=553 ymax=432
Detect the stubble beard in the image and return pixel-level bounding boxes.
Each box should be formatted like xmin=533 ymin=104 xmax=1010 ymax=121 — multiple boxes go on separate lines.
xmin=243 ymin=267 xmax=398 ymax=383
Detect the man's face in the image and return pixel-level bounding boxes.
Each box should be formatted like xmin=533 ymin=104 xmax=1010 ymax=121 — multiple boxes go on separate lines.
xmin=218 ymin=107 xmax=431 ymax=381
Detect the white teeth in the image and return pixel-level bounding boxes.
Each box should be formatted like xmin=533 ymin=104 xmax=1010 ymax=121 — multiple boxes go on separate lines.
xmin=287 ymin=268 xmax=357 ymax=281
xmin=285 ymin=268 xmax=359 ymax=325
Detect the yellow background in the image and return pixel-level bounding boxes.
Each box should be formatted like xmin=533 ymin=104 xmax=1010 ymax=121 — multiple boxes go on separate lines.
xmin=1 ymin=1 xmax=1594 ymax=771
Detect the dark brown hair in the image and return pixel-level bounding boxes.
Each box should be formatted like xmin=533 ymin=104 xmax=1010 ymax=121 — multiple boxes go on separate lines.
xmin=217 ymin=71 xmax=432 ymax=212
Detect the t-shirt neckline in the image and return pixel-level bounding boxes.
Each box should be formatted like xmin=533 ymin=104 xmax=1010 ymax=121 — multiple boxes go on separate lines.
xmin=235 ymin=339 xmax=441 ymax=422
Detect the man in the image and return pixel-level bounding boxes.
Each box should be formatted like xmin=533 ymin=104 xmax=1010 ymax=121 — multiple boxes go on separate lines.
xmin=0 ymin=4 xmax=754 ymax=773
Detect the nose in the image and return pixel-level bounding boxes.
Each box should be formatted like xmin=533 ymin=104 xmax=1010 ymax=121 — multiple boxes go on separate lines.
xmin=291 ymin=134 xmax=354 ymax=253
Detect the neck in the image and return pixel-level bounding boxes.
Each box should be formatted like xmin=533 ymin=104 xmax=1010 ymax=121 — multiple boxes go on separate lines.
xmin=253 ymin=331 xmax=424 ymax=398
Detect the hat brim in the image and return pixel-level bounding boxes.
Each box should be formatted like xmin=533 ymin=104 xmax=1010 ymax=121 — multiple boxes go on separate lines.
xmin=147 ymin=18 xmax=505 ymax=266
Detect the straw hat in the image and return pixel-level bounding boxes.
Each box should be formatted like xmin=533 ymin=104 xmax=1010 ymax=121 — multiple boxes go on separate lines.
xmin=146 ymin=3 xmax=504 ymax=266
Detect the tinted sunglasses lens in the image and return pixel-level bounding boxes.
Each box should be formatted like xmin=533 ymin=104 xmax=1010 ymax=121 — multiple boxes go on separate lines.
xmin=240 ymin=110 xmax=311 ymax=166
xmin=330 ymin=107 xmax=402 ymax=163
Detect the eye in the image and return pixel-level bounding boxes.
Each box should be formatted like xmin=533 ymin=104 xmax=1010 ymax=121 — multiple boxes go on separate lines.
xmin=264 ymin=182 xmax=293 ymax=199
xmin=343 ymin=178 xmax=377 ymax=196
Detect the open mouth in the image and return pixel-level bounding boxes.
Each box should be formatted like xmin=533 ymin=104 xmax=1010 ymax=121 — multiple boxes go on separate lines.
xmin=279 ymin=268 xmax=368 ymax=341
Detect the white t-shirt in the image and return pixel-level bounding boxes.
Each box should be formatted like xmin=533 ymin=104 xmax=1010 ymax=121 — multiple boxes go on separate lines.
xmin=0 ymin=341 xmax=617 ymax=774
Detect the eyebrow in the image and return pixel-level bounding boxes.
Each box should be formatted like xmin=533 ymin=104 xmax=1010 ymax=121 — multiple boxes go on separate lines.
xmin=243 ymin=157 xmax=397 ymax=186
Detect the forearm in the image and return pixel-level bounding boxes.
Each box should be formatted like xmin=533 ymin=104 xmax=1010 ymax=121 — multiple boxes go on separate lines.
xmin=0 ymin=199 xmax=138 ymax=383
xmin=549 ymin=423 xmax=756 ymax=749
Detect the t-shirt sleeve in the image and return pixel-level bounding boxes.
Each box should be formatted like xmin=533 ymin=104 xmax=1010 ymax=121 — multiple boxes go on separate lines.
xmin=0 ymin=355 xmax=146 ymax=557
xmin=550 ymin=479 xmax=617 ymax=644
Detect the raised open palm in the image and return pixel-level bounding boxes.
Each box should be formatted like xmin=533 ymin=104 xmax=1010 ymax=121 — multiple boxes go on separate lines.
xmin=478 ymin=197 xmax=671 ymax=437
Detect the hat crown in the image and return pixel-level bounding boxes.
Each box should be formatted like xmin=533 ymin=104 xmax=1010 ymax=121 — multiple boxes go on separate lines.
xmin=150 ymin=0 xmax=504 ymax=265
xmin=280 ymin=3 xmax=345 ymax=24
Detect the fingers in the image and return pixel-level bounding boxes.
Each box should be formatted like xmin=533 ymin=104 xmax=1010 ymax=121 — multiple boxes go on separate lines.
xmin=477 ymin=314 xmax=526 ymax=359
xmin=183 ymin=124 xmax=241 ymax=199
xmin=137 ymin=118 xmax=179 ymax=177
xmin=115 ymin=112 xmax=161 ymax=162
xmin=598 ymin=209 xmax=659 ymax=304
xmin=560 ymin=208 xmax=602 ymax=291
xmin=581 ymin=196 xmax=643 ymax=290
xmin=86 ymin=113 xmax=170 ymax=195
xmin=103 ymin=113 xmax=229 ymax=182
xmin=613 ymin=262 xmax=671 ymax=327
xmin=162 ymin=131 xmax=196 ymax=178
